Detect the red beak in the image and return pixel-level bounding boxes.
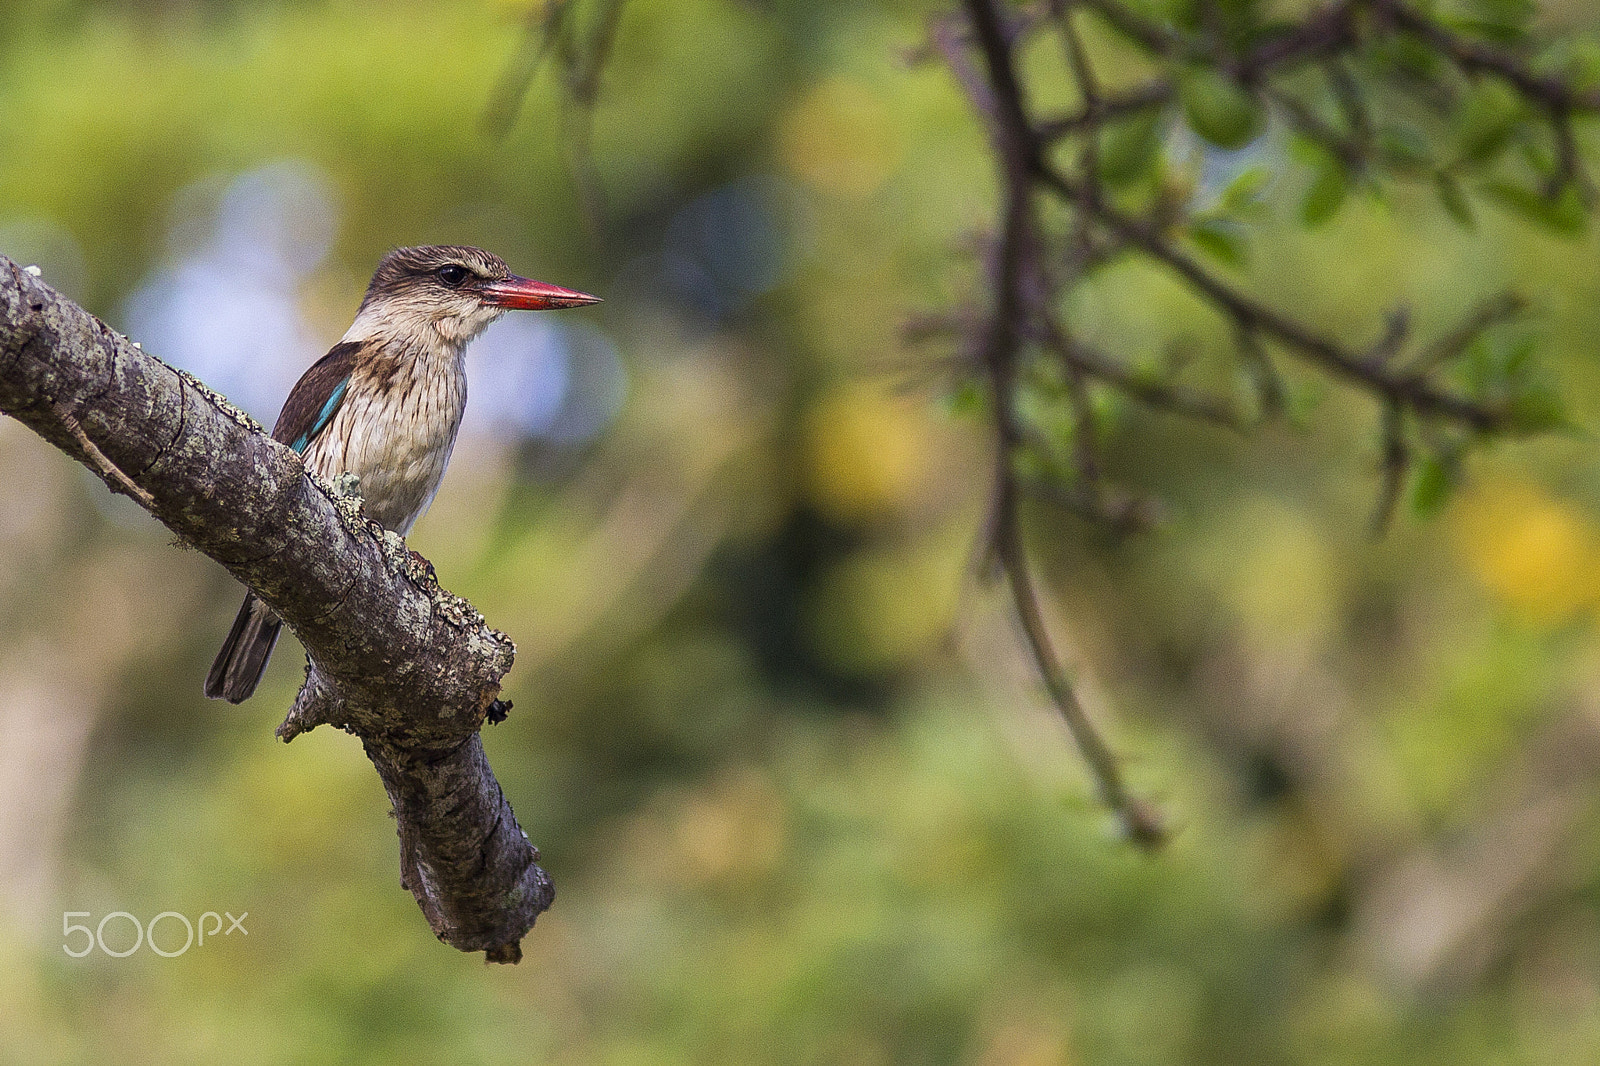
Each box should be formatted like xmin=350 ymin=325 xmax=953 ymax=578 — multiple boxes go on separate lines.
xmin=479 ymin=275 xmax=601 ymax=310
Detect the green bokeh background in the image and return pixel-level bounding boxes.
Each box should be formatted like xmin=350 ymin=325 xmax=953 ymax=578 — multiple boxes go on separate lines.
xmin=4 ymin=1 xmax=1600 ymax=1062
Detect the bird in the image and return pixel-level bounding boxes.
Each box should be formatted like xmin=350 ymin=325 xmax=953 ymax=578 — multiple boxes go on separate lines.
xmin=205 ymin=244 xmax=599 ymax=703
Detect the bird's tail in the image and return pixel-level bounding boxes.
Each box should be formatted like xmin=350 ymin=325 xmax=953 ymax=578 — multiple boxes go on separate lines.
xmin=205 ymin=593 xmax=283 ymax=703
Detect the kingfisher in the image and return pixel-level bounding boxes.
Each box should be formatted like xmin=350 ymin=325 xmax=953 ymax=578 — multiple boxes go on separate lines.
xmin=205 ymin=244 xmax=599 ymax=703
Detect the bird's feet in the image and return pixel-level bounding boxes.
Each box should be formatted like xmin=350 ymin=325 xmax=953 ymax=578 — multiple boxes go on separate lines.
xmin=408 ymin=549 xmax=437 ymax=583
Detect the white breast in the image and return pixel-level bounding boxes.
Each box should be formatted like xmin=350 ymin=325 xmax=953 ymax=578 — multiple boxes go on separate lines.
xmin=304 ymin=352 xmax=467 ymax=535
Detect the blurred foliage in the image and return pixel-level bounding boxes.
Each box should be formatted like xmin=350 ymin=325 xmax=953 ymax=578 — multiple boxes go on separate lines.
xmin=4 ymin=0 xmax=1600 ymax=1063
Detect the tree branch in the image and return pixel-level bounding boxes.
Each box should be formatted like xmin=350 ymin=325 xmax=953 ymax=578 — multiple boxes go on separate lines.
xmin=1375 ymin=0 xmax=1600 ymax=113
xmin=0 ymin=257 xmax=553 ymax=963
xmin=1030 ymin=164 xmax=1513 ymax=430
xmin=955 ymin=0 xmax=1166 ymax=846
xmin=921 ymin=0 xmax=1578 ymax=836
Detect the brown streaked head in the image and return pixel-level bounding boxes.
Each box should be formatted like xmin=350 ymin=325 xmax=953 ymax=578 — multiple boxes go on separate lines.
xmin=359 ymin=244 xmax=600 ymax=315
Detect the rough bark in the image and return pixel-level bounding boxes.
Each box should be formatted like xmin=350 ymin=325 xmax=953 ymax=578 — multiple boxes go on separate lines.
xmin=0 ymin=256 xmax=552 ymax=962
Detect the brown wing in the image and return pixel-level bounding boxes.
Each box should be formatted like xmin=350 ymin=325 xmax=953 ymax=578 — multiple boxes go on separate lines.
xmin=272 ymin=341 xmax=360 ymax=454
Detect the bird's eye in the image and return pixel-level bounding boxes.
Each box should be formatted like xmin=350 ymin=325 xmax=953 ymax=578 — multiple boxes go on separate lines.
xmin=437 ymin=264 xmax=470 ymax=287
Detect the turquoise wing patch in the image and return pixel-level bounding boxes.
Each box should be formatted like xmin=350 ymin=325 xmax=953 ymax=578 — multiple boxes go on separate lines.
xmin=292 ymin=378 xmax=348 ymax=454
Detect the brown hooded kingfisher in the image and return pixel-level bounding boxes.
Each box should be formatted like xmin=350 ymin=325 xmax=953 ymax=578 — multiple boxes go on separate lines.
xmin=205 ymin=245 xmax=599 ymax=703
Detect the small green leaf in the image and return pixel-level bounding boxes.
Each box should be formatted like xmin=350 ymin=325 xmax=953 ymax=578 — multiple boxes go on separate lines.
xmin=1245 ymin=18 xmax=1301 ymax=49
xmin=1188 ymin=216 xmax=1248 ymax=267
xmin=1286 ymin=133 xmax=1328 ymax=168
xmin=1474 ymin=0 xmax=1536 ymax=26
xmin=1455 ymin=80 xmax=1523 ymax=164
xmin=1505 ymin=387 xmax=1567 ymax=435
xmin=941 ymin=380 xmax=986 ymax=418
xmin=1214 ymin=0 xmax=1268 ymax=47
xmin=1483 ymin=181 xmax=1590 ymax=236
xmin=1098 ymin=109 xmax=1166 ymax=189
xmin=1519 ymin=139 xmax=1558 ymax=179
xmin=1502 ymin=334 xmax=1538 ymax=377
xmin=1180 ymin=68 xmax=1264 ymax=150
xmin=1455 ymin=0 xmax=1536 ymax=42
xmin=1411 ymin=454 xmax=1457 ymax=517
xmin=1219 ymin=164 xmax=1273 ymax=214
xmin=1149 ymin=0 xmax=1204 ymax=33
xmin=1532 ymin=39 xmax=1600 ymax=90
xmin=1375 ymin=35 xmax=1444 ymax=80
xmin=1301 ymin=158 xmax=1349 ymax=226
xmin=1091 ymin=388 xmax=1124 ymax=432
xmin=1285 ymin=379 xmax=1328 ymax=429
xmin=1566 ymin=40 xmax=1600 ymax=91
xmin=1462 ymin=329 xmax=1537 ymax=394
xmin=1377 ymin=124 xmax=1431 ymax=169
xmin=1433 ymin=172 xmax=1475 ymax=227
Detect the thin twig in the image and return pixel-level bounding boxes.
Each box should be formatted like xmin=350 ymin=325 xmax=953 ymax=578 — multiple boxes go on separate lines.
xmin=1267 ymin=86 xmax=1369 ymax=171
xmin=1034 ymin=319 xmax=1247 ymax=430
xmin=1546 ymin=106 xmax=1593 ymax=204
xmin=1365 ymin=308 xmax=1412 ymax=367
xmin=1403 ymin=292 xmax=1524 ymax=375
xmin=1079 ymin=0 xmax=1361 ymax=74
xmin=959 ymin=0 xmax=1165 ymax=842
xmin=482 ymin=1 xmax=573 ymax=139
xmin=1234 ymin=324 xmax=1286 ymax=420
xmin=1055 ymin=0 xmax=1105 ymax=221
xmin=1326 ymin=57 xmax=1374 ymax=143
xmin=1020 ymin=474 xmax=1165 ymax=533
xmin=1370 ymin=400 xmax=1410 ymax=536
xmin=482 ymin=0 xmax=628 ymax=234
xmin=1377 ymin=0 xmax=1600 ymax=113
xmin=1031 ymin=163 xmax=1512 ymax=430
xmin=55 ymin=401 xmax=157 ymax=509
xmin=1038 ymin=82 xmax=1174 ymax=141
xmin=993 ymin=472 xmax=1166 ymax=847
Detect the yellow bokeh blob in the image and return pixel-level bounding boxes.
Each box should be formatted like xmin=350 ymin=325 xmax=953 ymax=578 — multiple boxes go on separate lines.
xmin=778 ymin=77 xmax=902 ymax=198
xmin=804 ymin=384 xmax=934 ymax=522
xmin=671 ymin=768 xmax=786 ymax=886
xmin=1453 ymin=479 xmax=1600 ymax=623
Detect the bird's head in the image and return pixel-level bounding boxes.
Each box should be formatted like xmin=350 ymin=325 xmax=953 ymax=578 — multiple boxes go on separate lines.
xmin=348 ymin=245 xmax=600 ymax=348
